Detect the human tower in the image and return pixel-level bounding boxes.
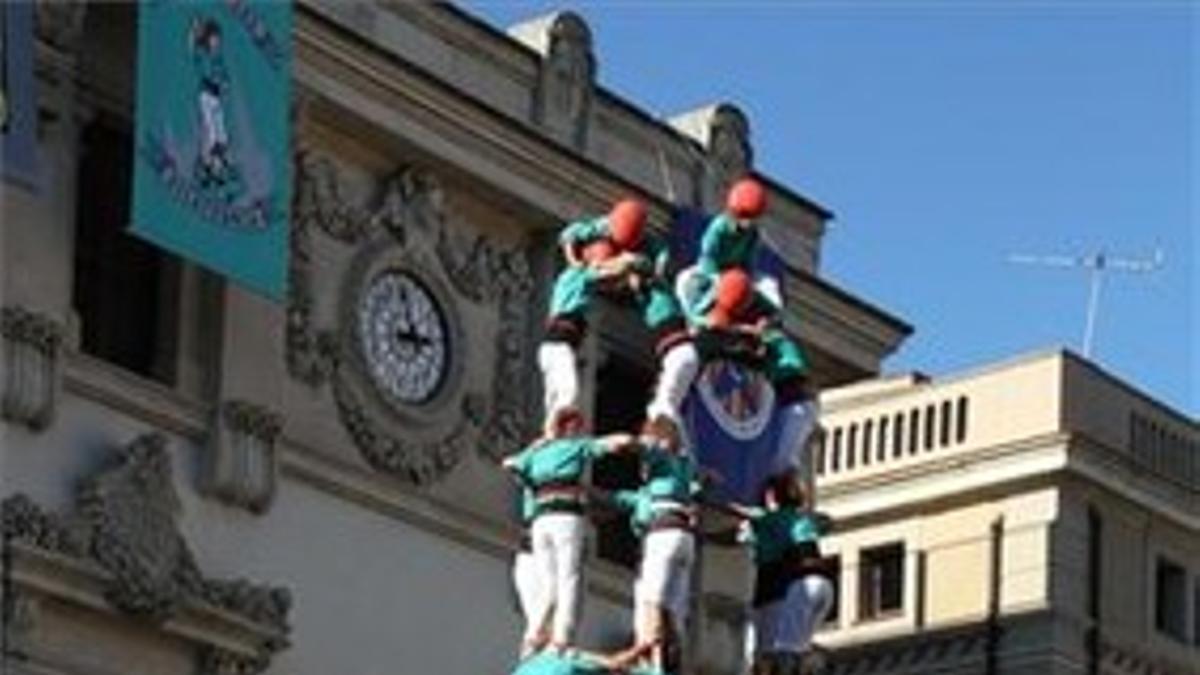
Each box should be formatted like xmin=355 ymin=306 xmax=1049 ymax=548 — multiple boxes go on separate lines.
xmin=502 ymin=179 xmax=836 ymax=675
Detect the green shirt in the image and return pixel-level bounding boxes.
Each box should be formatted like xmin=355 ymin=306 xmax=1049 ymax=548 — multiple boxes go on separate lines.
xmin=559 ymin=216 xmax=670 ymax=278
xmin=741 ymin=508 xmax=825 ymax=564
xmin=548 ymin=265 xmax=600 ymax=318
xmin=507 ymin=437 xmax=606 ymax=488
xmin=698 ymin=212 xmax=759 ymax=275
xmin=641 ymin=443 xmax=700 ymax=504
xmin=512 ymin=652 xmax=662 ymax=675
xmin=612 ymin=444 xmax=700 ymax=537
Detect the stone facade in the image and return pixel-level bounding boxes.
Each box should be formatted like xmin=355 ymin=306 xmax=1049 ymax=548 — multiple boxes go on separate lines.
xmin=0 ymin=3 xmax=910 ymax=674
xmin=813 ymin=351 xmax=1199 ymax=674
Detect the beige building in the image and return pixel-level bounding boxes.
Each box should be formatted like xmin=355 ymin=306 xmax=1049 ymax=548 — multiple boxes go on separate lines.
xmin=813 ymin=350 xmax=1199 ymax=675
xmin=1 ymin=3 xmax=907 ymax=675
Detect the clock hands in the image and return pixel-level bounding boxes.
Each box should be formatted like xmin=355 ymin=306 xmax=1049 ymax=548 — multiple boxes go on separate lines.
xmin=394 ymin=328 xmax=434 ymax=347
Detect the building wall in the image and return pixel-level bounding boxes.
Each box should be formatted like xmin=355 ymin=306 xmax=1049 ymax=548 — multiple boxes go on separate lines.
xmin=814 ymin=351 xmax=1199 ymax=675
xmin=1 ymin=3 xmax=911 ymax=675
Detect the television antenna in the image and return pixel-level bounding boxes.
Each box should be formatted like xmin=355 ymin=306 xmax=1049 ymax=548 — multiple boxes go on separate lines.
xmin=1007 ymin=247 xmax=1164 ymax=358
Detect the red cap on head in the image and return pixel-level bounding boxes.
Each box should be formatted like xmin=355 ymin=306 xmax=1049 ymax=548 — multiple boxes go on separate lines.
xmin=608 ymin=199 xmax=647 ymax=250
xmin=726 ymin=178 xmax=767 ymax=219
xmin=714 ymin=268 xmax=753 ymax=314
xmin=551 ymin=407 xmax=586 ymax=436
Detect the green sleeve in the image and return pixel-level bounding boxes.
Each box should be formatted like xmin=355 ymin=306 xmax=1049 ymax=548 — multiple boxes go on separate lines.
xmin=747 ymin=290 xmax=781 ymax=321
xmin=611 ymin=490 xmax=639 ymax=513
xmin=582 ymin=437 xmax=610 ymax=460
xmin=698 ymin=214 xmax=733 ymax=275
xmin=559 ymin=217 xmax=607 ymax=247
xmin=509 ymin=444 xmax=537 ymax=482
xmin=640 ymin=235 xmax=670 ymax=278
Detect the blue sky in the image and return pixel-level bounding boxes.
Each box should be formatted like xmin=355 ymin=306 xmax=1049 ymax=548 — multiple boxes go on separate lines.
xmin=467 ymin=1 xmax=1196 ymax=415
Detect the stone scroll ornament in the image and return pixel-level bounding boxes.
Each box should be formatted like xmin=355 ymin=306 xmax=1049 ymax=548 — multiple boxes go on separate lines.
xmin=0 ymin=305 xmax=64 ymax=431
xmin=1 ymin=433 xmax=292 ymax=671
xmin=287 ymin=149 xmax=537 ymax=485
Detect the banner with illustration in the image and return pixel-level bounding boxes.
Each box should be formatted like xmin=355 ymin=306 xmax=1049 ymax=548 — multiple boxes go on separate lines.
xmin=670 ymin=208 xmax=791 ymax=503
xmin=132 ymin=0 xmax=292 ymax=299
xmin=2 ymin=1 xmax=39 ymax=187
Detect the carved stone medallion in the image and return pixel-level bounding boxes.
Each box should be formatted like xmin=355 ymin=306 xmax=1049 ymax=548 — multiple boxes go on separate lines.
xmin=287 ymin=149 xmax=537 ymax=485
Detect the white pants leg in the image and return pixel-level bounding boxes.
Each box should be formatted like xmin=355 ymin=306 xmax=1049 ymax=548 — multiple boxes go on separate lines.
xmin=531 ymin=513 xmax=586 ymax=646
xmin=513 ymin=549 xmax=546 ymax=642
xmin=199 ymin=90 xmax=227 ymax=158
xmin=537 ymin=342 xmax=580 ymax=421
xmin=647 ymin=342 xmax=700 ymax=425
xmin=639 ymin=529 xmax=696 ymax=618
xmin=772 ymin=575 xmax=834 ymax=654
xmin=751 ymin=600 xmax=783 ymax=658
xmin=771 ymin=399 xmax=819 ymax=478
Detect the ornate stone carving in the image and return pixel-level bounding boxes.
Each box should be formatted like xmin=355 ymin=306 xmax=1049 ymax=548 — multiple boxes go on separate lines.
xmin=706 ymin=104 xmax=753 ymax=207
xmin=533 ymin=12 xmax=595 ymax=149
xmin=287 ymin=151 xmax=538 ymax=481
xmin=0 ymin=433 xmax=293 ymax=648
xmin=287 ymin=151 xmax=362 ymax=386
xmin=1 ymin=305 xmax=64 ymax=431
xmin=199 ymin=646 xmax=268 ymax=675
xmin=480 ymin=288 xmax=537 ymax=460
xmin=206 ymin=400 xmax=284 ymax=513
xmin=34 ymin=0 xmax=86 ymax=53
xmin=331 ymin=370 xmax=478 ymax=486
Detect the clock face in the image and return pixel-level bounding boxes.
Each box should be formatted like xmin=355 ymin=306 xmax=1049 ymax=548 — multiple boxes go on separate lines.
xmin=357 ymin=271 xmax=450 ymax=405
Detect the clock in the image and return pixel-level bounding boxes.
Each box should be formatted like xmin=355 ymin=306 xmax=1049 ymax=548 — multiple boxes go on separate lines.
xmin=357 ymin=270 xmax=450 ymax=405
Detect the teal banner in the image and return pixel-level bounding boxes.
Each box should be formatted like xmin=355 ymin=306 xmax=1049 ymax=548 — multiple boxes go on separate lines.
xmin=132 ymin=0 xmax=292 ymax=299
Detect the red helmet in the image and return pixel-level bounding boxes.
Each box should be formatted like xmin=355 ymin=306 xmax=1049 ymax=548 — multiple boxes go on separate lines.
xmin=608 ymin=198 xmax=647 ymax=250
xmin=712 ymin=268 xmax=753 ymax=324
xmin=726 ymin=178 xmax=767 ymax=219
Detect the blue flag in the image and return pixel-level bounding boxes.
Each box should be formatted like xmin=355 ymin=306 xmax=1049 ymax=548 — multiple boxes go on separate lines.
xmin=671 ymin=208 xmax=790 ymax=503
xmin=2 ymin=2 xmax=38 ymax=188
xmin=132 ymin=0 xmax=292 ymax=299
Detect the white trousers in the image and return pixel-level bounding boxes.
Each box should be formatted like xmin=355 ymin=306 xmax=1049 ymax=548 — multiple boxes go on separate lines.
xmin=199 ymin=90 xmax=228 ymax=158
xmin=770 ymin=399 xmax=819 ymax=480
xmin=646 ymin=341 xmax=700 ymax=426
xmin=537 ymin=342 xmax=580 ymax=422
xmin=529 ymin=513 xmax=586 ymax=645
xmin=750 ymin=575 xmax=834 ymax=655
xmin=513 ymin=549 xmax=546 ymax=642
xmin=633 ymin=528 xmax=695 ymax=641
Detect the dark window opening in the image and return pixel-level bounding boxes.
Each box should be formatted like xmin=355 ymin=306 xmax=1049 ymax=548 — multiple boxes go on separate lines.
xmin=940 ymin=400 xmax=953 ymax=447
xmin=831 ymin=428 xmax=842 ymax=473
xmin=923 ymin=404 xmax=936 ymax=451
xmin=860 ymin=542 xmax=905 ymax=621
xmin=893 ymin=413 xmax=905 ymax=458
xmin=956 ymin=396 xmax=970 ymax=444
xmin=592 ymin=354 xmax=653 ymax=568
xmin=908 ymin=409 xmax=920 ymax=456
xmin=846 ymin=424 xmax=858 ymax=470
xmin=822 ymin=555 xmax=842 ymax=628
xmin=862 ymin=420 xmax=873 ymax=466
xmin=72 ymin=119 xmax=180 ymax=384
xmin=877 ymin=417 xmax=889 ymax=462
xmin=814 ymin=429 xmax=826 ymax=477
xmin=1154 ymin=556 xmax=1187 ymax=642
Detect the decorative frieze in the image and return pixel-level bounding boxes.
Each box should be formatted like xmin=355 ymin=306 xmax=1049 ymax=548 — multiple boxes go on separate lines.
xmin=34 ymin=0 xmax=86 ymax=54
xmin=1 ymin=304 xmax=64 ymax=431
xmin=0 ymin=433 xmax=293 ymax=654
xmin=287 ymin=150 xmax=538 ymax=484
xmin=206 ymin=400 xmax=284 ymax=513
